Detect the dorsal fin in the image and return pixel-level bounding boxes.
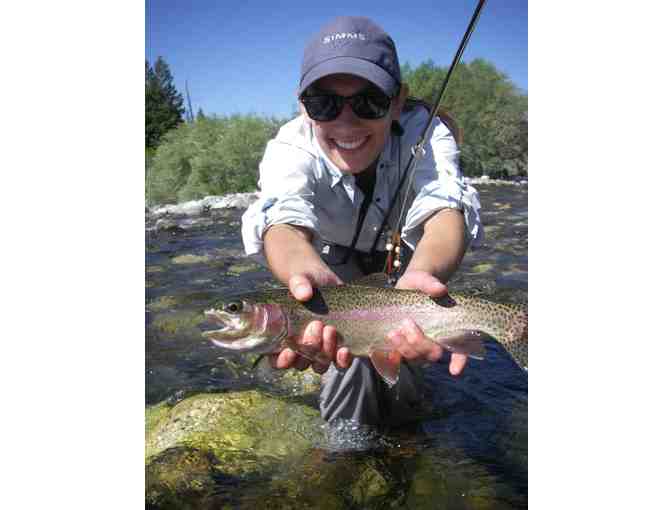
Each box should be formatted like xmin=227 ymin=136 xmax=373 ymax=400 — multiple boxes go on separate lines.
xmin=351 ymin=272 xmax=393 ymax=288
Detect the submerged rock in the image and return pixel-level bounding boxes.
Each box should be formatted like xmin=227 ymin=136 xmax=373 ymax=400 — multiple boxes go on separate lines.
xmin=146 ymin=390 xmax=323 ymax=472
xmin=146 ymin=390 xmax=325 ymax=506
xmin=225 ymin=261 xmax=264 ymax=276
xmin=150 ymin=310 xmax=203 ymax=337
xmin=171 ymin=253 xmax=212 ymax=265
xmin=145 ymin=446 xmax=225 ymax=508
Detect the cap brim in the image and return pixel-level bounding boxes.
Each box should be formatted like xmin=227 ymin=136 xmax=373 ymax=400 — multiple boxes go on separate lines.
xmin=298 ymin=56 xmax=398 ymax=98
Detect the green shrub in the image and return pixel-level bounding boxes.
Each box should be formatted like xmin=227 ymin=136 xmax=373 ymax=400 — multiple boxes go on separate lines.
xmin=402 ymin=59 xmax=527 ymax=177
xmin=146 ymin=114 xmax=286 ymax=205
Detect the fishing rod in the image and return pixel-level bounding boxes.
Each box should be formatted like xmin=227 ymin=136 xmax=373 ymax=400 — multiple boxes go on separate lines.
xmin=377 ymin=0 xmax=488 ymax=282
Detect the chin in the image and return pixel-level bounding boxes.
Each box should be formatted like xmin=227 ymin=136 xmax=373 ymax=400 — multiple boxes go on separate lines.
xmin=331 ymin=154 xmax=375 ymax=174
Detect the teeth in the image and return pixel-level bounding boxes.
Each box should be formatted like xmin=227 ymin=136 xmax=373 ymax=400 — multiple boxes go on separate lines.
xmin=333 ymin=138 xmax=366 ymax=150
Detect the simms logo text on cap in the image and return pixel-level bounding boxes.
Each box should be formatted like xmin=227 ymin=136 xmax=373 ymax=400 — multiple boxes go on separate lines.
xmin=322 ymin=32 xmax=367 ymax=44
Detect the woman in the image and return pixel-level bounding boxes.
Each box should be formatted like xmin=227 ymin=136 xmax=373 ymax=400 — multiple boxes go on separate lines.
xmin=242 ymin=16 xmax=482 ymax=425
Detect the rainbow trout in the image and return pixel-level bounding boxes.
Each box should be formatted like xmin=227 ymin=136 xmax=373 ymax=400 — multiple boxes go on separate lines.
xmin=202 ymin=280 xmax=527 ymax=385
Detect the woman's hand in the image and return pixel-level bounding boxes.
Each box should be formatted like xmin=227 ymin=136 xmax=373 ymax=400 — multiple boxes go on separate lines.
xmin=268 ymin=271 xmax=353 ymax=374
xmin=391 ymin=269 xmax=468 ymax=376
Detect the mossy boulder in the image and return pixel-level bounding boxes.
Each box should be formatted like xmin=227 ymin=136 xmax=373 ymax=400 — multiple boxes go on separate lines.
xmin=146 ymin=390 xmax=322 ymax=470
xmin=146 ymin=390 xmax=325 ymax=506
xmin=145 ymin=446 xmax=226 ymax=509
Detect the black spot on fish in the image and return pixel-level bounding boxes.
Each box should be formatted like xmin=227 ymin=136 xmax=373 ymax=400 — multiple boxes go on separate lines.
xmin=431 ymin=295 xmax=457 ymax=308
xmin=302 ymin=288 xmax=330 ymax=315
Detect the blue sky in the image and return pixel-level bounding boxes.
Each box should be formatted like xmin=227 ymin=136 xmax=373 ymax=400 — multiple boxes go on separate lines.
xmin=146 ymin=0 xmax=527 ymax=119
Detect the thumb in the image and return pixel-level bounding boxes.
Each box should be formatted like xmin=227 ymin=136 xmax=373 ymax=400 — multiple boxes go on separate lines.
xmin=288 ymin=274 xmax=314 ymax=301
xmin=424 ymin=277 xmax=447 ymax=297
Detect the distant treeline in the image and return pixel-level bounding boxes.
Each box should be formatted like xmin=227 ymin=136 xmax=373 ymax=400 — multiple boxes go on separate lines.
xmin=146 ymin=57 xmax=527 ymax=206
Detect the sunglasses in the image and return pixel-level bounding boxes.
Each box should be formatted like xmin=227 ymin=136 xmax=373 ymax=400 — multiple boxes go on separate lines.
xmin=300 ymin=89 xmax=393 ymax=121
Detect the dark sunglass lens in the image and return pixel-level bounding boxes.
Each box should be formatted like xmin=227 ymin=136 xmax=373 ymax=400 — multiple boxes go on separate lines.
xmin=352 ymin=92 xmax=391 ymax=119
xmin=302 ymin=95 xmax=341 ymax=121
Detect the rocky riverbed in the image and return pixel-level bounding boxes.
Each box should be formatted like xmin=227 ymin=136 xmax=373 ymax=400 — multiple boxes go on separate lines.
xmin=145 ymin=180 xmax=528 ymax=508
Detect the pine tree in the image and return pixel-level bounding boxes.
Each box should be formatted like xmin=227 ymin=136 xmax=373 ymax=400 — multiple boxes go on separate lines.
xmin=145 ymin=57 xmax=185 ymax=149
xmin=196 ymin=108 xmax=206 ymax=121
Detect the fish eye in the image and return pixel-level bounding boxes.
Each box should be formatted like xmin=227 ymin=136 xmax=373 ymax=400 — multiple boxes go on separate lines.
xmin=225 ymin=300 xmax=243 ymax=314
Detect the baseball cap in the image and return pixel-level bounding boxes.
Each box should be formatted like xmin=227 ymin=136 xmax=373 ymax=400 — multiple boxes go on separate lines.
xmin=298 ymin=16 xmax=401 ymax=98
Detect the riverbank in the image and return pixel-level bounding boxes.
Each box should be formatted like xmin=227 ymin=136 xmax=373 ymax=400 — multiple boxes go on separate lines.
xmin=146 ymin=176 xmax=528 ymax=223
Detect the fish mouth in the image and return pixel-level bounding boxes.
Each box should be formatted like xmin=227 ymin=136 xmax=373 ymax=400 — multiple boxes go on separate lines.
xmin=199 ymin=310 xmax=232 ymax=337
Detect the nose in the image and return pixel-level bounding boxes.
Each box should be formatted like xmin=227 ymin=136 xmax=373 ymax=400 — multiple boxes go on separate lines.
xmin=335 ymin=99 xmax=359 ymax=123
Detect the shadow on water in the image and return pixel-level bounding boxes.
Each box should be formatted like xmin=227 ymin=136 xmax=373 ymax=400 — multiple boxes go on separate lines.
xmin=145 ymin=184 xmax=528 ymax=509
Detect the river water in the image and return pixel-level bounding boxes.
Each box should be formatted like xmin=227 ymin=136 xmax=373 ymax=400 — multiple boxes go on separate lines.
xmin=145 ymin=182 xmax=528 ymax=509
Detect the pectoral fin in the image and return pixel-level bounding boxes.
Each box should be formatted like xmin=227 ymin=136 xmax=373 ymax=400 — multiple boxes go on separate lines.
xmin=434 ymin=330 xmax=487 ymax=360
xmin=369 ymin=348 xmax=402 ymax=387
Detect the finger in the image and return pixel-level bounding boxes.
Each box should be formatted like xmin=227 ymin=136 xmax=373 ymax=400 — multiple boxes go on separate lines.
xmin=423 ymin=278 xmax=448 ymax=297
xmin=412 ymin=275 xmax=447 ymax=297
xmin=386 ymin=331 xmax=420 ymax=359
xmin=271 ymin=348 xmax=298 ymax=370
xmin=335 ymin=347 xmax=352 ymax=369
xmin=395 ymin=270 xmax=447 ymax=297
xmin=322 ymin=325 xmax=339 ymax=361
xmin=299 ymin=321 xmax=323 ymax=355
xmin=288 ymin=274 xmax=314 ymax=301
xmin=400 ymin=319 xmax=442 ymax=361
xmin=449 ymin=353 xmax=468 ymax=376
xmin=297 ymin=321 xmax=330 ymax=373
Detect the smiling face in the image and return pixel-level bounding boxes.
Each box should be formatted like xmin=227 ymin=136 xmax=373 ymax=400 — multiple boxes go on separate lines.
xmin=300 ymin=74 xmax=407 ymax=174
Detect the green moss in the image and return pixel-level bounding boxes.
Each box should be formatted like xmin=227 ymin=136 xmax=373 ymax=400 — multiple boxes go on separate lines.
xmin=146 ymin=401 xmax=171 ymax=442
xmin=226 ymin=262 xmax=263 ymax=275
xmin=275 ymin=367 xmax=321 ymax=395
xmin=484 ymin=225 xmax=502 ymax=237
xmin=406 ymin=451 xmax=517 ymax=509
xmin=350 ymin=465 xmax=391 ymax=504
xmin=145 ymin=391 xmax=322 ymax=476
xmin=146 ymin=295 xmax=179 ymax=311
xmin=492 ymin=201 xmax=512 ymax=210
xmin=471 ymin=263 xmax=494 ymax=273
xmin=145 ymin=446 xmax=222 ymax=508
xmin=171 ymin=253 xmax=211 ymax=265
xmin=151 ymin=310 xmax=202 ymax=335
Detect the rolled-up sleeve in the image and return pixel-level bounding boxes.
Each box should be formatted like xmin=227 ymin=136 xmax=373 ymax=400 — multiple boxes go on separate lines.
xmin=241 ymin=140 xmax=319 ymax=258
xmin=402 ymin=116 xmax=483 ymax=249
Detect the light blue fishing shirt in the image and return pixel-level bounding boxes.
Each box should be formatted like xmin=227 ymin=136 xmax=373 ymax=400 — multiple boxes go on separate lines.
xmin=241 ymin=105 xmax=483 ymax=263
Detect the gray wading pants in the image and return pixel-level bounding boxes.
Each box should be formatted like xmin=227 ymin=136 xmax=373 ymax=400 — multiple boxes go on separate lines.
xmin=318 ymin=249 xmax=425 ymax=426
xmin=320 ymin=358 xmax=425 ymax=426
